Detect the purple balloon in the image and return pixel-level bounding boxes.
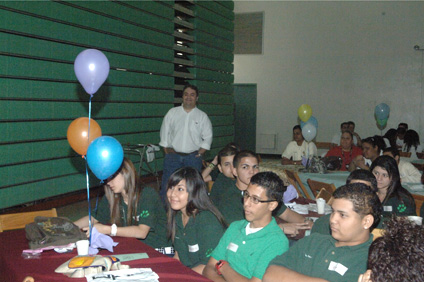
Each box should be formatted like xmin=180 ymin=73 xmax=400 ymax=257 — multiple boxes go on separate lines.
xmin=74 ymin=49 xmax=110 ymax=95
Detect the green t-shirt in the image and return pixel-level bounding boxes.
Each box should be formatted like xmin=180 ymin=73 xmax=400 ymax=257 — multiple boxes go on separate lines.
xmin=213 ymin=180 xmax=287 ymax=224
xmin=95 ymin=187 xmax=168 ymax=248
xmin=269 ymin=233 xmax=373 ymax=282
xmin=173 ymin=210 xmax=225 ymax=268
xmin=382 ymin=192 xmax=416 ymax=217
xmin=212 ymin=218 xmax=289 ymax=279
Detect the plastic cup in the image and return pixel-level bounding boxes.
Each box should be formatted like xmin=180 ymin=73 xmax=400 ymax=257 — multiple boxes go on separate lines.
xmin=76 ymin=240 xmax=89 ymax=256
xmin=407 ymin=216 xmax=423 ymax=226
xmin=316 ymin=198 xmax=326 ymax=214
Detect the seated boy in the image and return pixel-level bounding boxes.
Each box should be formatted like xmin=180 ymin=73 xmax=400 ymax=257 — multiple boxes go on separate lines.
xmin=203 ymin=172 xmax=289 ymax=281
xmin=263 ymin=183 xmax=382 ymax=282
xmin=209 ymin=145 xmax=239 ymax=204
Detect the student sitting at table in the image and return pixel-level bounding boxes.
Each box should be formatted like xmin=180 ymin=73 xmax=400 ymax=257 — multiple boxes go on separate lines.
xmin=358 ymin=216 xmax=424 ymax=282
xmin=396 ymin=123 xmax=408 ymax=148
xmin=350 ymin=136 xmax=385 ymax=171
xmin=209 ymin=145 xmax=239 ymax=205
xmin=263 ymin=183 xmax=382 ymax=282
xmin=203 ymin=172 xmax=289 ymax=282
xmin=74 ymin=158 xmax=169 ymax=249
xmin=215 ymin=150 xmax=312 ymax=237
xmin=383 ymin=128 xmax=398 ymax=149
xmin=325 ymin=131 xmax=363 ymax=171
xmin=401 ymin=129 xmax=423 ymax=161
xmin=370 ymin=155 xmax=416 ymax=217
xmin=281 ymin=125 xmax=317 ymax=165
xmin=311 ymin=169 xmax=377 ymax=236
xmin=383 ymin=147 xmax=421 ymax=183
xmin=166 ymin=167 xmax=227 ymax=274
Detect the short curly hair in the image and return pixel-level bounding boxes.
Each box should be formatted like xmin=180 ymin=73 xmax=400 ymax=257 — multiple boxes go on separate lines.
xmin=367 ymin=216 xmax=424 ymax=282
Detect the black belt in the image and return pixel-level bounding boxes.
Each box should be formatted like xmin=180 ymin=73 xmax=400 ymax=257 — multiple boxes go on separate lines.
xmin=174 ymin=151 xmax=197 ymax=156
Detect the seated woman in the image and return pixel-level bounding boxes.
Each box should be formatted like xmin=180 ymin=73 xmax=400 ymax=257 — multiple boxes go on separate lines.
xmin=358 ymin=216 xmax=424 ymax=282
xmin=383 ymin=147 xmax=421 ymax=183
xmin=325 ymin=130 xmax=363 ymax=171
xmin=281 ymin=125 xmax=317 ymax=165
xmin=166 ymin=167 xmax=226 ymax=274
xmin=402 ymin=129 xmax=423 ymax=161
xmin=74 ymin=158 xmax=169 ymax=249
xmin=370 ymin=155 xmax=416 ymax=218
xmin=350 ymin=136 xmax=385 ymax=171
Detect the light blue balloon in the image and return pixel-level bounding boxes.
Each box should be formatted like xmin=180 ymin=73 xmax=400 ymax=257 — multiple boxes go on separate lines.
xmin=301 ymin=116 xmax=318 ymax=129
xmin=87 ymin=136 xmax=124 ymax=181
xmin=375 ymin=103 xmax=390 ymax=120
xmin=302 ymin=123 xmax=317 ymax=142
xmin=74 ymin=49 xmax=110 ymax=95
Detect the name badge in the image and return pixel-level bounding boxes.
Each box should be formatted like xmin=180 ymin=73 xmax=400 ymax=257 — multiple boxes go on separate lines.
xmin=383 ymin=206 xmax=392 ymax=212
xmin=328 ymin=261 xmax=348 ymax=276
xmin=227 ymin=242 xmax=238 ymax=253
xmin=188 ymin=244 xmax=199 ymax=252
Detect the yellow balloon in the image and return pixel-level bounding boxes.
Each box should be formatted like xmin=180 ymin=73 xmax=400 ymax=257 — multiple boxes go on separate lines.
xmin=298 ymin=104 xmax=312 ymax=122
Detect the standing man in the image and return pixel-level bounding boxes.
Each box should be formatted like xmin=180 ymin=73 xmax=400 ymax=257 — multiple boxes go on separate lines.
xmin=159 ymin=84 xmax=213 ymax=203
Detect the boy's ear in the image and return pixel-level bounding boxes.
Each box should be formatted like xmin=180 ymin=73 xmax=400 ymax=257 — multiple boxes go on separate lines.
xmin=217 ymin=164 xmax=223 ymax=173
xmin=268 ymin=200 xmax=278 ymax=212
xmin=232 ymin=167 xmax=238 ymax=178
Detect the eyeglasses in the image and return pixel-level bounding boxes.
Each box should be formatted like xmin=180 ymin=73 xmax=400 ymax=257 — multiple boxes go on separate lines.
xmin=243 ymin=191 xmax=277 ymax=204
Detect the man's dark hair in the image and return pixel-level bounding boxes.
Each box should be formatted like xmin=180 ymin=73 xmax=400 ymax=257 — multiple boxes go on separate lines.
xmin=383 ymin=147 xmax=400 ymax=158
xmin=340 ymin=122 xmax=348 ymax=128
xmin=218 ymin=145 xmax=240 ymax=165
xmin=250 ymin=172 xmax=287 ymax=203
xmin=397 ymin=122 xmax=408 ymax=130
xmin=333 ymin=183 xmax=382 ymax=230
xmin=347 ymin=121 xmax=355 ymax=127
xmin=367 ymin=216 xmax=424 ymax=282
xmin=346 ymin=169 xmax=377 ymax=192
xmin=182 ymin=84 xmax=199 ymax=97
xmin=233 ymin=150 xmax=259 ymax=169
xmin=293 ymin=125 xmax=301 ymax=131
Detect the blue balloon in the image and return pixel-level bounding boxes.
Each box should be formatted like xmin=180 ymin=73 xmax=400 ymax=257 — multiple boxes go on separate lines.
xmin=301 ymin=116 xmax=318 ymax=129
xmin=87 ymin=136 xmax=124 ymax=180
xmin=375 ymin=103 xmax=390 ymax=120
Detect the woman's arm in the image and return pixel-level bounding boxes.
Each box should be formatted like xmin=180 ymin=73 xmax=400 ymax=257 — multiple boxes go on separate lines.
xmin=91 ymin=223 xmax=151 ymax=239
xmin=278 ymin=209 xmax=313 ymax=236
xmin=281 ymin=157 xmax=298 ymax=165
xmin=74 ymin=216 xmax=99 ymax=229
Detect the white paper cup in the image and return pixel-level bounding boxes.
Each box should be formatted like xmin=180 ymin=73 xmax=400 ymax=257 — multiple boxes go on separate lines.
xmin=316 ymin=198 xmax=326 ymax=214
xmin=407 ymin=216 xmax=423 ymax=226
xmin=76 ymin=240 xmax=89 ymax=256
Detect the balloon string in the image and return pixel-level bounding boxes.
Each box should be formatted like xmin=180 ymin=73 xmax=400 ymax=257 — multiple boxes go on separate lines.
xmin=86 ymin=95 xmax=93 ymax=246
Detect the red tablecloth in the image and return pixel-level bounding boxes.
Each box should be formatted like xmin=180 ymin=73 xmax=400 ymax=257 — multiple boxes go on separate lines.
xmin=0 ymin=230 xmax=211 ymax=282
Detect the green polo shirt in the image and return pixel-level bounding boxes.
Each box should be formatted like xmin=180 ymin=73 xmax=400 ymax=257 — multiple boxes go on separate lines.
xmin=209 ymin=173 xmax=236 ymax=206
xmin=311 ymin=214 xmax=331 ymax=236
xmin=95 ymin=187 xmax=168 ymax=248
xmin=382 ymin=193 xmax=416 ymax=217
xmin=214 ymin=181 xmax=287 ymax=224
xmin=212 ymin=218 xmax=289 ymax=280
xmin=174 ymin=210 xmax=225 ymax=268
xmin=269 ymin=233 xmax=373 ymax=282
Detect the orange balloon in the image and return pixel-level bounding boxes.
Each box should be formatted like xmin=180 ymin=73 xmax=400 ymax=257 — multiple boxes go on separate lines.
xmin=67 ymin=117 xmax=102 ymax=155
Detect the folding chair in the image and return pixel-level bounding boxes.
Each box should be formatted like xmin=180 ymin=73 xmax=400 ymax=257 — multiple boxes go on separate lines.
xmin=0 ymin=208 xmax=57 ymax=232
xmin=316 ymin=188 xmax=334 ymax=205
xmin=399 ymin=151 xmax=412 ymax=158
xmin=123 ymin=144 xmax=160 ymax=187
xmin=307 ymin=178 xmax=337 ymax=198
xmin=284 ymin=170 xmax=312 ymax=199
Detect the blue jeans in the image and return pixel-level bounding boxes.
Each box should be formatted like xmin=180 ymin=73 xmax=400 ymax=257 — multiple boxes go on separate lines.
xmin=160 ymin=151 xmax=203 ymax=205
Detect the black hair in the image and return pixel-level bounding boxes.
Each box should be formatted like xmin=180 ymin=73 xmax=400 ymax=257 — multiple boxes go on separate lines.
xmin=182 ymin=84 xmax=199 ymax=97
xmin=166 ymin=167 xmax=226 ymax=241
xmin=362 ymin=135 xmax=386 ymax=152
xmin=370 ymin=155 xmax=415 ymax=207
xmin=250 ymin=172 xmax=287 ymax=203
xmin=218 ymin=144 xmax=240 ymax=165
xmin=233 ymin=150 xmax=259 ymax=169
xmin=383 ymin=128 xmax=398 ymax=149
xmin=293 ymin=125 xmax=301 ymax=131
xmin=346 ymin=169 xmax=377 ymax=192
xmin=340 ymin=122 xmax=348 ymax=128
xmin=347 ymin=121 xmax=355 ymax=127
xmin=383 ymin=147 xmax=400 ymax=158
xmin=367 ymin=216 xmax=424 ymax=282
xmin=333 ymin=183 xmax=382 ymax=230
xmin=397 ymin=123 xmax=408 ymax=130
xmin=403 ymin=129 xmax=420 ymax=152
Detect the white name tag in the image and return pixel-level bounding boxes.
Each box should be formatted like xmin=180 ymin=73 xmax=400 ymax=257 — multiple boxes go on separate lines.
xmin=328 ymin=261 xmax=348 ymax=276
xmin=227 ymin=242 xmax=238 ymax=253
xmin=188 ymin=244 xmax=199 ymax=252
xmin=383 ymin=206 xmax=392 ymax=212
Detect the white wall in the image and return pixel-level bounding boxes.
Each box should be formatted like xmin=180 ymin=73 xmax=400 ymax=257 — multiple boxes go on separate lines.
xmin=234 ymin=1 xmax=424 ymax=154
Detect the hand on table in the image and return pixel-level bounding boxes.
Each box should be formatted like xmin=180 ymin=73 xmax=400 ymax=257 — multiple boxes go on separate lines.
xmin=82 ymin=223 xmax=110 ymax=237
xmin=352 ymin=155 xmax=367 ymax=169
xmin=358 ymin=270 xmax=372 ymax=282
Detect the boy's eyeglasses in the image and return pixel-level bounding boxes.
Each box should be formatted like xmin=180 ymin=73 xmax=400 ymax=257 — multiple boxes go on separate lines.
xmin=243 ymin=191 xmax=277 ymax=204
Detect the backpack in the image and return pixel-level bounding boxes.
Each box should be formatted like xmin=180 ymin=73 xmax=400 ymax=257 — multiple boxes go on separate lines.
xmin=25 ymin=216 xmax=86 ymax=249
